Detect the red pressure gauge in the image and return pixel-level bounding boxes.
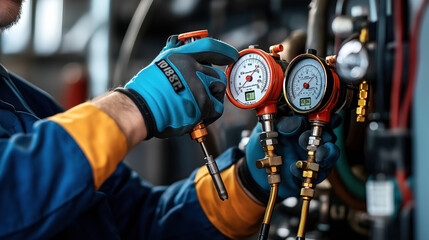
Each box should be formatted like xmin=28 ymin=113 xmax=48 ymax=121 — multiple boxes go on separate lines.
xmin=283 ymin=51 xmax=340 ymax=122
xmin=226 ymin=46 xmax=284 ymax=115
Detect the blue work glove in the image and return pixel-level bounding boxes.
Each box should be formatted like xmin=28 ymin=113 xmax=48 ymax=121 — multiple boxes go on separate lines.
xmin=119 ymin=35 xmax=238 ymax=139
xmin=242 ymin=115 xmax=341 ymax=202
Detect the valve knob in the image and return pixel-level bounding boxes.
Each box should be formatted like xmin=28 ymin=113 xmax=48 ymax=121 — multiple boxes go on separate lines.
xmin=269 ymin=44 xmax=284 ymax=57
xmin=178 ymin=30 xmax=209 ymax=43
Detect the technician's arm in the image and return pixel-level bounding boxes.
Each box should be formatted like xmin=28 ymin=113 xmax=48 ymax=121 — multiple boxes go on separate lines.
xmin=91 ymin=91 xmax=147 ymax=148
xmin=0 ymin=100 xmax=130 ymax=239
xmin=0 ymin=36 xmax=239 ymax=239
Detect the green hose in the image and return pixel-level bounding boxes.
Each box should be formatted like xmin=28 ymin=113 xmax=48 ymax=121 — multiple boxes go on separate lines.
xmin=333 ymin=112 xmax=366 ymax=199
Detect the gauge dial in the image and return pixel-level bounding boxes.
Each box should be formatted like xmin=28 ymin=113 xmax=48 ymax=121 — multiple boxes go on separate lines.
xmin=228 ymin=52 xmax=271 ymax=106
xmin=285 ymin=56 xmax=327 ymax=113
xmin=336 ymin=39 xmax=369 ymax=83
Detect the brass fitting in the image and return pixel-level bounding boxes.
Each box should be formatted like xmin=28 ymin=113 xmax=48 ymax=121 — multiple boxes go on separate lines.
xmin=255 ymin=113 xmax=284 ymax=234
xmin=296 ymin=160 xmax=320 ymax=172
xmin=356 ymin=27 xmax=370 ymax=123
xmin=303 ymin=170 xmax=318 ymax=179
xmin=269 ymin=44 xmax=284 ymax=57
xmin=359 ymin=28 xmax=369 ymax=43
xmin=300 ymin=188 xmax=315 ymax=198
xmin=325 ymin=55 xmax=337 ymax=67
xmin=263 ymin=145 xmax=276 ymax=152
xmin=256 ymin=155 xmax=282 ymax=169
xmin=267 ymin=174 xmax=281 ymax=185
xmin=356 ymin=80 xmax=369 ymax=122
xmin=297 ymin=154 xmax=320 ymax=189
xmin=256 ymin=148 xmax=282 ymax=185
xmin=296 ymin=160 xmax=319 ymax=187
xmin=190 ymin=123 xmax=207 ymax=142
xmin=301 ymin=182 xmax=314 ymax=188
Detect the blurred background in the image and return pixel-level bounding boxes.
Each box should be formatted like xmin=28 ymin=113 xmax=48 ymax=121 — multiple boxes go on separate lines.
xmin=1 ymin=0 xmax=428 ymax=239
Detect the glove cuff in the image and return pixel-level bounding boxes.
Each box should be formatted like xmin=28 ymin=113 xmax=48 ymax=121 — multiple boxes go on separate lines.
xmin=238 ymin=158 xmax=271 ymax=205
xmin=114 ymin=88 xmax=156 ymax=140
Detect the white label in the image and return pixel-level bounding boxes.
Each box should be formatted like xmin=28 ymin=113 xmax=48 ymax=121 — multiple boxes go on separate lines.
xmin=366 ymin=180 xmax=395 ymax=216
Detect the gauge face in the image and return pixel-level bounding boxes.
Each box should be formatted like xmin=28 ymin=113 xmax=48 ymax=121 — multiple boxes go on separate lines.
xmin=228 ymin=52 xmax=271 ymax=106
xmin=285 ymin=57 xmax=327 ymax=112
xmin=336 ymin=39 xmax=369 ymax=83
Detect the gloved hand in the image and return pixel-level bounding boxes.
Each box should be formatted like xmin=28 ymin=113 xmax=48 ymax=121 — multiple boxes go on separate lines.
xmin=121 ymin=35 xmax=238 ymax=139
xmin=243 ymin=115 xmax=341 ymax=200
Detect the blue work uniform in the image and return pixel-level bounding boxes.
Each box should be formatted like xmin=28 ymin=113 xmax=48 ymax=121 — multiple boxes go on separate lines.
xmin=0 ymin=65 xmax=264 ymax=240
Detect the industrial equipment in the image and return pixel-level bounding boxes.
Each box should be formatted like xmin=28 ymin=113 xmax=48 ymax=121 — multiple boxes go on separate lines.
xmin=179 ymin=30 xmax=228 ymax=201
xmin=226 ymin=44 xmax=286 ymax=240
xmin=283 ymin=49 xmax=342 ymax=239
xmin=110 ymin=0 xmax=428 ymax=239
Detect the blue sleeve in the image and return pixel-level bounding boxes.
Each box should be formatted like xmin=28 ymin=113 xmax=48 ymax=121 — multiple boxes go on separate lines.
xmin=0 ymin=114 xmax=244 ymax=240
xmin=9 ymin=72 xmax=64 ymax=118
xmin=0 ymin=119 xmax=99 ymax=239
xmin=99 ymin=148 xmax=244 ymax=240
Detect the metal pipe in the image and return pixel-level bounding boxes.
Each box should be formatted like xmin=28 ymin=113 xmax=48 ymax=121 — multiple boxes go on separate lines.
xmin=112 ymin=0 xmax=154 ymax=87
xmin=306 ymin=0 xmax=330 ymax=57
xmin=297 ymin=199 xmax=310 ymax=239
xmin=200 ymin=141 xmax=210 ymax=158
xmin=259 ymin=184 xmax=279 ymax=240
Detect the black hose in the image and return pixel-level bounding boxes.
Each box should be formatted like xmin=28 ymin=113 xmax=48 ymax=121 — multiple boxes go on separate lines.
xmin=306 ymin=0 xmax=330 ymax=57
xmin=258 ymin=223 xmax=270 ymax=240
xmin=375 ymin=0 xmax=387 ymax=116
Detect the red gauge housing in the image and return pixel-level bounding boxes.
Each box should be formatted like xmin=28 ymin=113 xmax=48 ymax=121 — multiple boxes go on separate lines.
xmin=309 ymin=69 xmax=340 ymax=122
xmin=226 ymin=48 xmax=284 ymax=115
xmin=283 ymin=53 xmax=341 ymax=123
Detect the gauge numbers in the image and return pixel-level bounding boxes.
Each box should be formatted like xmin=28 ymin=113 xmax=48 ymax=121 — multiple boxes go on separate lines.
xmin=229 ymin=53 xmax=271 ymax=105
xmin=285 ymin=58 xmax=326 ymax=112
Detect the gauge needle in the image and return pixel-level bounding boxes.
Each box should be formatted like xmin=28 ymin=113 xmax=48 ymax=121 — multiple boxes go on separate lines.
xmin=296 ymin=76 xmax=315 ymax=97
xmin=239 ymin=65 xmax=259 ymax=90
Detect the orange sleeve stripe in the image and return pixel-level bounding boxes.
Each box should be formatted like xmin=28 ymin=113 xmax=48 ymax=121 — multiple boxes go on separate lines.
xmin=48 ymin=103 xmax=128 ymax=189
xmin=195 ymin=164 xmax=265 ymax=239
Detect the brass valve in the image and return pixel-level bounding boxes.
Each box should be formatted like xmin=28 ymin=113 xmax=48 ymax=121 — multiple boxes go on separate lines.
xmin=296 ymin=122 xmax=326 ymax=239
xmin=356 ymin=27 xmax=370 ymax=122
xmin=359 ymin=28 xmax=369 ymax=43
xmin=325 ymin=55 xmax=337 ymax=67
xmin=296 ymin=152 xmax=320 ymax=238
xmin=356 ymin=80 xmax=369 ymax=122
xmin=256 ymin=148 xmax=282 ymax=185
xmin=255 ymin=113 xmax=283 ymax=240
xmin=296 ymin=159 xmax=319 ymax=192
xmin=269 ymin=44 xmax=284 ymax=58
xmin=190 ymin=123 xmax=208 ymax=142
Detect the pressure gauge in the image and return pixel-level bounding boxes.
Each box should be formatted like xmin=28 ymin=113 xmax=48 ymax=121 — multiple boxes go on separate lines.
xmin=336 ymin=39 xmax=369 ymax=84
xmin=226 ymin=47 xmax=284 ymax=115
xmin=284 ymin=52 xmax=337 ymax=115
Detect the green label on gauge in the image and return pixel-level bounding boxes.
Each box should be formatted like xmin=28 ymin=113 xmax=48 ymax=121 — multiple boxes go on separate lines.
xmin=300 ymin=97 xmax=311 ymax=106
xmin=245 ymin=90 xmax=256 ymax=101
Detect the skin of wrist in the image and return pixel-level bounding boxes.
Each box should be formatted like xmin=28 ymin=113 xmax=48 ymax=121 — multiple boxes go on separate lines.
xmin=91 ymin=91 xmax=147 ymax=149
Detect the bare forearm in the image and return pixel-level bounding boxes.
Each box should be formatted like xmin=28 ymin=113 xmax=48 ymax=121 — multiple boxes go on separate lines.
xmin=91 ymin=91 xmax=147 ymax=150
